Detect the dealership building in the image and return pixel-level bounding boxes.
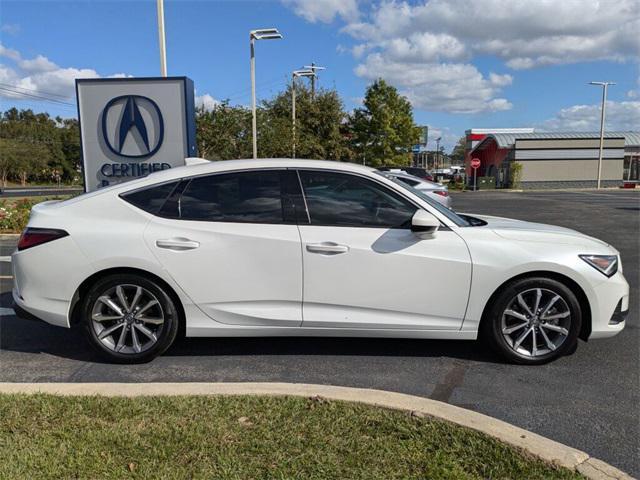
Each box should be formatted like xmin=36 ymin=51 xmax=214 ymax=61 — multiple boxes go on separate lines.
xmin=464 ymin=130 xmax=640 ymax=189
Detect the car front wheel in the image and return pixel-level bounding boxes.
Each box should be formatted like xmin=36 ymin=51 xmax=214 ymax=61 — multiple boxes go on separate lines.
xmin=82 ymin=274 xmax=179 ymax=363
xmin=482 ymin=277 xmax=582 ymax=365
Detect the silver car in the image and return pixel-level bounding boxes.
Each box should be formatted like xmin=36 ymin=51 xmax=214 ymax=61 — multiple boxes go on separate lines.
xmin=383 ymin=171 xmax=452 ymax=208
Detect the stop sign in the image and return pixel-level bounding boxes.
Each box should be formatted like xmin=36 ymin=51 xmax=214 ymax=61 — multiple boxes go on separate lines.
xmin=471 ymin=158 xmax=481 ymax=169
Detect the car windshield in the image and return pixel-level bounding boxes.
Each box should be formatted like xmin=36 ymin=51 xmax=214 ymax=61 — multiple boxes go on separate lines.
xmin=377 ymin=172 xmax=470 ymax=227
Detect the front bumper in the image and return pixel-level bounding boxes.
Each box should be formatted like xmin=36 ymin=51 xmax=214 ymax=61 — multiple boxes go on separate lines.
xmin=588 ymin=271 xmax=629 ymax=339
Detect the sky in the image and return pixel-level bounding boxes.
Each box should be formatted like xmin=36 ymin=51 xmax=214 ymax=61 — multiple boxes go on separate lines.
xmin=0 ymin=0 xmax=638 ymax=150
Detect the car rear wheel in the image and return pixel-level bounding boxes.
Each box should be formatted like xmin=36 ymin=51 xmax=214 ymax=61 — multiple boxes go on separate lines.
xmin=82 ymin=274 xmax=179 ymax=363
xmin=482 ymin=277 xmax=582 ymax=365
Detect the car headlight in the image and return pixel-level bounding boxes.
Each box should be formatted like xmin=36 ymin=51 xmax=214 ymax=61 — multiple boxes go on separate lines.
xmin=579 ymin=254 xmax=618 ymax=277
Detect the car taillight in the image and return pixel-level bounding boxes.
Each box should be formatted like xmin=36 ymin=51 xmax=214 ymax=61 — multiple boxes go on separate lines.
xmin=434 ymin=190 xmax=449 ymax=197
xmin=18 ymin=228 xmax=69 ymax=251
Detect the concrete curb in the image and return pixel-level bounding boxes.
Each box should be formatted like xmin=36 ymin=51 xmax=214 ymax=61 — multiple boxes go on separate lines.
xmin=0 ymin=233 xmax=20 ymax=238
xmin=0 ymin=382 xmax=632 ymax=479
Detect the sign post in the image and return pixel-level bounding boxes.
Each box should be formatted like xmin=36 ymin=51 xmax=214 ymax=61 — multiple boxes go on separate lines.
xmin=471 ymin=157 xmax=480 ymax=191
xmin=76 ymin=77 xmax=197 ymax=192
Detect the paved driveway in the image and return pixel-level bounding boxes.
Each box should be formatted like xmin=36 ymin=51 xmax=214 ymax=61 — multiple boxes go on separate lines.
xmin=1 ymin=189 xmax=638 ymax=475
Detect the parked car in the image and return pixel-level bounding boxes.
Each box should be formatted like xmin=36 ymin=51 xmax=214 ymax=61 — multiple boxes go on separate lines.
xmin=378 ymin=166 xmax=434 ymax=182
xmin=382 ymin=171 xmax=452 ymax=208
xmin=13 ymin=159 xmax=628 ymax=365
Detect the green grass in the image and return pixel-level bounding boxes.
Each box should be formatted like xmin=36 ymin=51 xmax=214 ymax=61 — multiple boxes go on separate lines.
xmin=0 ymin=394 xmax=583 ymax=480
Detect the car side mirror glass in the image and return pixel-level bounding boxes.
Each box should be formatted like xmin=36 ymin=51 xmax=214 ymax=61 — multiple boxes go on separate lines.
xmin=411 ymin=210 xmax=440 ymax=238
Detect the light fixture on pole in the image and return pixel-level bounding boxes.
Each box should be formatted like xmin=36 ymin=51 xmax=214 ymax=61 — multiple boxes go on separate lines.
xmin=250 ymin=28 xmax=283 ymax=159
xmin=303 ymin=63 xmax=326 ymax=98
xmin=291 ymin=69 xmax=315 ymax=159
xmin=589 ymin=81 xmax=615 ymax=189
xmin=156 ymin=0 xmax=167 ymax=77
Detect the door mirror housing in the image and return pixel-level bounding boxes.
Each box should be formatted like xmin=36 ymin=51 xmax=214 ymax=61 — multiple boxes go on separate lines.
xmin=411 ymin=210 xmax=440 ymax=238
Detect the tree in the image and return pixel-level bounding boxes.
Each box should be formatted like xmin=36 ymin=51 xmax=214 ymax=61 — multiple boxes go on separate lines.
xmin=196 ymin=102 xmax=253 ymax=160
xmin=348 ymin=79 xmax=420 ymax=167
xmin=450 ymin=136 xmax=466 ymax=165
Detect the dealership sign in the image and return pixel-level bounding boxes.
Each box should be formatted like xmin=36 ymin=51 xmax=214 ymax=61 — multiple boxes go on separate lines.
xmin=76 ymin=77 xmax=197 ymax=191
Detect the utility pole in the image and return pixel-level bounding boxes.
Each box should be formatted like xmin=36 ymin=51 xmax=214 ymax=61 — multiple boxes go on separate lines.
xmin=589 ymin=81 xmax=615 ymax=189
xmin=156 ymin=0 xmax=167 ymax=77
xmin=250 ymin=28 xmax=283 ymax=159
xmin=304 ymin=63 xmax=326 ymax=98
xmin=291 ymin=69 xmax=315 ymax=158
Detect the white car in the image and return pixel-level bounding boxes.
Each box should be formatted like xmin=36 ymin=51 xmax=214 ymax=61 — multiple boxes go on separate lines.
xmin=383 ymin=171 xmax=452 ymax=208
xmin=12 ymin=159 xmax=628 ymax=364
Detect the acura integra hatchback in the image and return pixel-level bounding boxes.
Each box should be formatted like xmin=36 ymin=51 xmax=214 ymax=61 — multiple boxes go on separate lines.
xmin=12 ymin=159 xmax=629 ymax=364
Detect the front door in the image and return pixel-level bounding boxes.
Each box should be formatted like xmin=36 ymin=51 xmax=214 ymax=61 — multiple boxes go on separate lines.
xmin=144 ymin=169 xmax=303 ymax=327
xmin=296 ymin=169 xmax=472 ymax=330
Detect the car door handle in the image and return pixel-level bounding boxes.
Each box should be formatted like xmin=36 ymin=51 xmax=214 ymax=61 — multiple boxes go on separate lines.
xmin=306 ymin=242 xmax=349 ymax=255
xmin=156 ymin=238 xmax=200 ymax=251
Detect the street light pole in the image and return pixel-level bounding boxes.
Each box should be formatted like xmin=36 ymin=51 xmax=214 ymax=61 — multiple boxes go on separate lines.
xmin=435 ymin=137 xmax=441 ymax=173
xmin=250 ymin=28 xmax=283 ymax=159
xmin=589 ymin=81 xmax=615 ymax=189
xmin=304 ymin=63 xmax=326 ymax=98
xmin=156 ymin=0 xmax=167 ymax=77
xmin=291 ymin=69 xmax=315 ymax=158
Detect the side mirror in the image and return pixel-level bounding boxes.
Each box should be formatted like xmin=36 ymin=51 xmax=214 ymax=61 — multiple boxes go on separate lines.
xmin=411 ymin=210 xmax=440 ymax=238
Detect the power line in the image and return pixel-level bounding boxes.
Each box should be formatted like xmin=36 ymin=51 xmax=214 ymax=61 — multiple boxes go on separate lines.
xmin=0 ymin=82 xmax=71 ymax=100
xmin=0 ymin=86 xmax=75 ymax=107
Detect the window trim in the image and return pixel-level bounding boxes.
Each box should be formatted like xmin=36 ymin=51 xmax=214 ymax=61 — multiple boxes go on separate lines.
xmin=295 ymin=168 xmax=430 ymax=230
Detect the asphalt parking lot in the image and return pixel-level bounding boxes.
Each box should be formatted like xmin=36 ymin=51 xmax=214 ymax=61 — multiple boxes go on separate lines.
xmin=1 ymin=189 xmax=638 ymax=475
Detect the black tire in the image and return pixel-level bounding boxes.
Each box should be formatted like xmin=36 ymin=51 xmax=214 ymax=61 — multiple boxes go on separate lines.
xmin=82 ymin=273 xmax=179 ymax=364
xmin=481 ymin=277 xmax=582 ymax=365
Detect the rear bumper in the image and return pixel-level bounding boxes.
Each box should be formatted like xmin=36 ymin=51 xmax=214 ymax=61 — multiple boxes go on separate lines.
xmin=12 ymin=299 xmax=47 ymax=324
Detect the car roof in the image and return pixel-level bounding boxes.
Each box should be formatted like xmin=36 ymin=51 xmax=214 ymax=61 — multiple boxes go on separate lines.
xmin=144 ymin=158 xmax=376 ymax=182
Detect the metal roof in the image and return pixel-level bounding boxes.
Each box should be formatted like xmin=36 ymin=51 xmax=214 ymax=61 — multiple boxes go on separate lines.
xmin=473 ymin=131 xmax=640 ymax=152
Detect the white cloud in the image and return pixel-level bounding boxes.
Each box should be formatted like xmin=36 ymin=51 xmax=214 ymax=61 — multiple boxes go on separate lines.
xmin=282 ymin=0 xmax=360 ymax=23
xmin=541 ymin=101 xmax=640 ymax=131
xmin=195 ymin=93 xmax=219 ymax=111
xmin=343 ymin=0 xmax=639 ymax=69
xmin=355 ymin=55 xmax=512 ymax=114
xmin=0 ymin=44 xmax=128 ymax=102
xmin=1 ymin=24 xmax=20 ymax=35
xmin=285 ymin=0 xmax=640 ymax=115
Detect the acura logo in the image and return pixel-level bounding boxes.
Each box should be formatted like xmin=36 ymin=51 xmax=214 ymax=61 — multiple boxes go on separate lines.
xmin=101 ymin=95 xmax=164 ymax=158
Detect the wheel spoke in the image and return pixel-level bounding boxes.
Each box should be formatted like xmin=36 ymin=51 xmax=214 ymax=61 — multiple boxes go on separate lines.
xmin=130 ymin=286 xmax=143 ymax=312
xmin=98 ymin=322 xmax=124 ymax=340
xmin=135 ymin=299 xmax=159 ymax=317
xmin=540 ymin=295 xmax=560 ymax=317
xmin=134 ymin=323 xmax=157 ymax=342
xmin=513 ymin=326 xmax=533 ymax=350
xmin=98 ymin=296 xmax=124 ymax=316
xmin=541 ymin=323 xmax=569 ymax=336
xmin=92 ymin=313 xmax=122 ymax=323
xmin=532 ymin=327 xmax=538 ymax=356
xmin=502 ymin=322 xmax=529 ymax=334
xmin=116 ymin=286 xmax=130 ymax=313
xmin=533 ymin=288 xmax=542 ymax=314
xmin=131 ymin=325 xmax=141 ymax=353
xmin=504 ymin=309 xmax=528 ymax=322
xmin=539 ymin=326 xmax=556 ymax=351
xmin=137 ymin=316 xmax=164 ymax=326
xmin=517 ymin=294 xmax=534 ymax=317
xmin=541 ymin=311 xmax=570 ymax=321
xmin=115 ymin=325 xmax=128 ymax=351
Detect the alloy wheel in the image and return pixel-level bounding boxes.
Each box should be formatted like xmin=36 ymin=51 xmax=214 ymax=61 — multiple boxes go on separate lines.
xmin=90 ymin=284 xmax=165 ymax=355
xmin=500 ymin=287 xmax=571 ymax=358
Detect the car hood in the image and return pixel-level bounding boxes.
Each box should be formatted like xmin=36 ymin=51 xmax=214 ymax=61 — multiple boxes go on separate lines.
xmin=468 ymin=214 xmax=613 ymax=250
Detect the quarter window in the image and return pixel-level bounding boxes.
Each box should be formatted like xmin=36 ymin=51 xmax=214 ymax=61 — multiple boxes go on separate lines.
xmin=298 ymin=170 xmax=417 ymax=228
xmin=121 ymin=181 xmax=179 ymax=215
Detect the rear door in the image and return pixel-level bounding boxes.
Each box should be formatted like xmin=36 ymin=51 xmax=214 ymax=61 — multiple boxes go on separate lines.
xmin=141 ymin=169 xmax=304 ymax=327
